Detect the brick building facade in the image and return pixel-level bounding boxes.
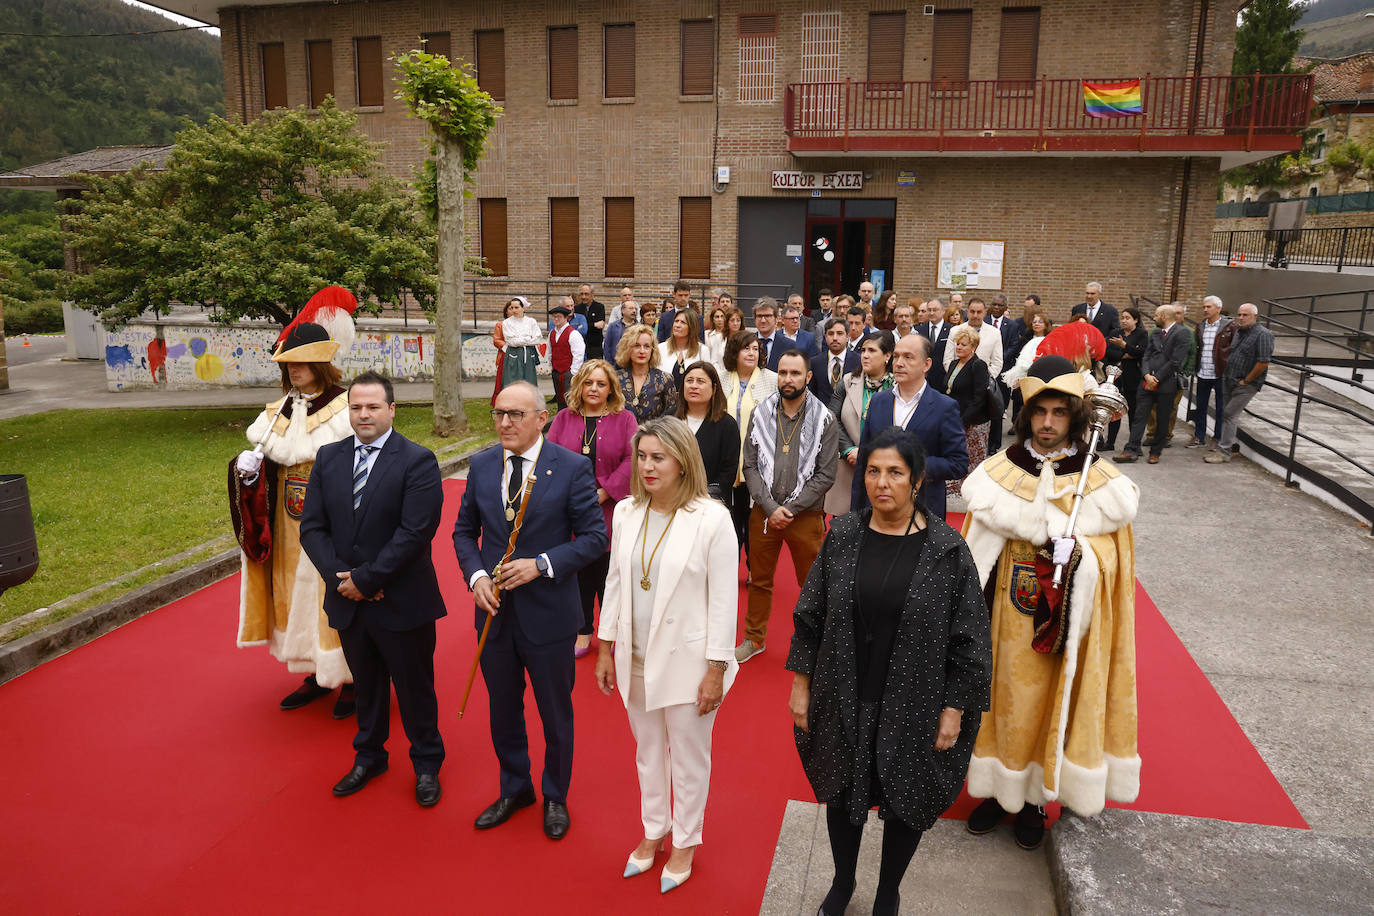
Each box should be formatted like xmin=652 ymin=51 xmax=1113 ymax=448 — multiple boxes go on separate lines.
xmin=173 ymin=0 xmax=1307 ymax=321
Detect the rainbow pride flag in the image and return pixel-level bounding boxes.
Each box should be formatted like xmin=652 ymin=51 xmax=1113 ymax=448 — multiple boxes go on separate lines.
xmin=1082 ymin=79 xmax=1143 ymax=118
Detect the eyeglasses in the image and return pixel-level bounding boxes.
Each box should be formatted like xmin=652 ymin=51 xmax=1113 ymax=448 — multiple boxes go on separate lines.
xmin=490 ymin=409 xmax=530 ymax=423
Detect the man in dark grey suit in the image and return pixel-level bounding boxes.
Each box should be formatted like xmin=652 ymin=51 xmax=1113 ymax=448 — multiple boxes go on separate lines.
xmin=1069 ymin=281 xmax=1123 ymax=365
xmin=1117 ymin=303 xmax=1191 ymax=464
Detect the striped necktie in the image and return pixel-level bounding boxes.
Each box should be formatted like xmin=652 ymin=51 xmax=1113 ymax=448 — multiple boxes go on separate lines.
xmin=353 ymin=444 xmax=376 ymax=510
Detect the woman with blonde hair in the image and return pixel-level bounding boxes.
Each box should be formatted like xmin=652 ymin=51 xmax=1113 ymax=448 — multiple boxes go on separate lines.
xmin=721 ymin=329 xmax=778 ymax=554
xmin=659 ymin=308 xmax=703 ymax=387
xmin=615 ymin=324 xmax=678 ymax=423
xmin=547 ymin=359 xmax=639 ymax=656
xmin=596 ymin=416 xmax=739 ymax=894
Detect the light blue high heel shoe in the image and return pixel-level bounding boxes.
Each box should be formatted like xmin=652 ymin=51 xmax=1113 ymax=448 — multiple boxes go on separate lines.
xmin=660 ymin=862 xmax=692 ymax=894
xmin=623 ymin=838 xmax=666 ymax=878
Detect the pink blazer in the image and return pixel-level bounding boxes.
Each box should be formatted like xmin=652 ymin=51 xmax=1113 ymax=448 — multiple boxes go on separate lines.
xmin=546 ymin=407 xmax=638 ymax=539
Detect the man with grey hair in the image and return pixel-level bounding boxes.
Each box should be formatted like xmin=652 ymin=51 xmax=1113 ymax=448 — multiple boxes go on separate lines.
xmin=787 ymin=291 xmax=817 ymax=334
xmin=782 ymin=301 xmax=819 ymax=355
xmin=1205 ymin=303 xmax=1273 ymax=464
xmin=602 ymin=298 xmax=638 ymax=363
xmin=1071 ymin=282 xmax=1122 ymax=365
xmin=1118 ymin=303 xmax=1189 ymax=464
xmin=1145 ymin=301 xmax=1196 ymax=447
xmin=1188 ymin=295 xmax=1233 ymax=448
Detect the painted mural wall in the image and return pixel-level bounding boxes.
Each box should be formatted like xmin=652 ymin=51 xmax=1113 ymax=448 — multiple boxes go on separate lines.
xmin=103 ymin=317 xmax=551 ymax=391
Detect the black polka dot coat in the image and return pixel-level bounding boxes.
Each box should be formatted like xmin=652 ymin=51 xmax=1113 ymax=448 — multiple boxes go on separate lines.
xmin=786 ymin=509 xmax=993 ymax=831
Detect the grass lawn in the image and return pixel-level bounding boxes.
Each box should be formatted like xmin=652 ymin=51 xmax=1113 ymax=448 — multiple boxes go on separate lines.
xmin=0 ymin=399 xmax=495 ymax=632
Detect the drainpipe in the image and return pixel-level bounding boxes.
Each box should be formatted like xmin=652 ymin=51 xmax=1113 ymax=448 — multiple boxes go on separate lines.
xmin=236 ymin=8 xmax=248 ymax=124
xmin=1188 ymin=0 xmax=1209 ymax=133
xmin=1170 ymin=157 xmax=1193 ymax=303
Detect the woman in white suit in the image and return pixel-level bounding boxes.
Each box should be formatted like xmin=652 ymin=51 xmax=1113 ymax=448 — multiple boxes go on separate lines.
xmin=596 ymin=416 xmax=739 ymax=895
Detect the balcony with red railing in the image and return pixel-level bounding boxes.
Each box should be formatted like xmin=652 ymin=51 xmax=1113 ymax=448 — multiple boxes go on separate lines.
xmin=784 ymin=74 xmax=1314 ymax=167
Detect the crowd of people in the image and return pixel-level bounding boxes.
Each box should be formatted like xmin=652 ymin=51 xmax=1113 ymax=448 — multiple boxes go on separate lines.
xmin=229 ymin=278 xmax=1274 ymax=913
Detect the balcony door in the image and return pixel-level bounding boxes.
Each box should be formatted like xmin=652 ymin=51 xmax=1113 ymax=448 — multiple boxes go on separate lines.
xmin=804 ymin=199 xmax=895 ymax=308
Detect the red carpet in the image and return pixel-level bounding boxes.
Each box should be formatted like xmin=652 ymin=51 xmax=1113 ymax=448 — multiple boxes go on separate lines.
xmin=0 ymin=481 xmax=1303 ymax=914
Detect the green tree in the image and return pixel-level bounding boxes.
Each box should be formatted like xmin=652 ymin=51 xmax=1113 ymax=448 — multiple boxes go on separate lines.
xmin=395 ymin=49 xmax=501 ymax=437
xmin=62 ymin=101 xmax=435 ymax=327
xmin=1223 ymin=0 xmax=1307 ymax=191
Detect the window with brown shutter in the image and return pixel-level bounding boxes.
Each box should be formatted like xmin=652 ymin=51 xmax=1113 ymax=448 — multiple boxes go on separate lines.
xmin=738 ymin=14 xmax=777 ymax=103
xmin=476 ymin=30 xmax=505 ymax=100
xmin=681 ymin=20 xmax=714 ymax=96
xmin=261 ymin=43 xmax=287 ymax=110
xmin=307 ymin=40 xmax=334 ymax=108
xmin=479 ymin=199 xmax=508 ymax=276
xmin=604 ymin=24 xmax=635 ymax=99
xmin=549 ymin=27 xmax=578 ymax=101
xmin=997 ymin=7 xmax=1040 ymax=89
xmin=679 ymin=198 xmax=711 ymax=280
xmin=931 ymin=10 xmax=972 ymax=90
xmin=550 ymin=198 xmax=579 ymax=277
xmin=355 ymin=37 xmax=383 ymax=107
xmin=604 ymin=199 xmax=635 ymax=277
xmin=867 ymin=11 xmax=906 ymax=84
xmin=421 ymin=32 xmax=451 ymax=61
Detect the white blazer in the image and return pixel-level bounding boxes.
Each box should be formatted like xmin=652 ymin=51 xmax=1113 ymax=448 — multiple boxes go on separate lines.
xmin=599 ymin=496 xmax=740 ymax=712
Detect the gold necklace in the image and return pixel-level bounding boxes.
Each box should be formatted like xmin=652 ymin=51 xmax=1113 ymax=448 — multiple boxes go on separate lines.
xmin=777 ymin=399 xmax=806 ymax=454
xmin=581 ymin=414 xmax=599 ymax=455
xmin=639 ymin=507 xmax=677 ymax=591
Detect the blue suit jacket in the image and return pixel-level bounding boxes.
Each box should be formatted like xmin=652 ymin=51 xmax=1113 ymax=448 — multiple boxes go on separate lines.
xmin=808 ymin=348 xmax=861 ymax=405
xmin=852 ymin=388 xmax=969 ymax=519
xmin=300 ymin=432 xmax=446 ymax=632
xmin=791 ymin=328 xmax=820 ymax=357
xmin=917 ymin=321 xmax=953 ymax=392
xmin=760 ymin=330 xmax=798 ymax=371
xmin=452 ymin=441 xmax=608 ymax=645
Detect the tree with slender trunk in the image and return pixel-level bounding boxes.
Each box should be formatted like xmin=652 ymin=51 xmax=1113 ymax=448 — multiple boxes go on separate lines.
xmin=395 ymin=50 xmax=501 ymax=437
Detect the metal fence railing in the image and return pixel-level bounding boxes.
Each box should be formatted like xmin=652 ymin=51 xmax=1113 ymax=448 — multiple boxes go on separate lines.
xmin=1210 ymin=226 xmax=1374 ymax=271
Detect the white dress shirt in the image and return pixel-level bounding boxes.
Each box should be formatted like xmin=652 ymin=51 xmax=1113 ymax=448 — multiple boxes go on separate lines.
xmin=893 ymin=382 xmax=927 ymax=429
xmin=469 ymin=436 xmax=553 ymax=588
xmin=351 ymin=427 xmax=393 ymax=481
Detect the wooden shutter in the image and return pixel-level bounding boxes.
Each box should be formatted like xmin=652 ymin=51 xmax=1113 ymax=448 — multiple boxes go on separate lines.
xmin=261 ymin=43 xmax=286 ymax=110
xmin=680 ymin=20 xmax=714 ymax=96
xmin=550 ymin=198 xmax=579 ymax=277
xmin=998 ymin=7 xmax=1040 ymax=84
xmin=604 ymin=24 xmax=635 ymax=98
xmin=679 ymin=197 xmax=711 ymax=280
xmin=476 ymin=30 xmax=505 ymax=100
xmin=930 ymin=10 xmax=971 ymax=88
xmin=604 ymin=198 xmax=635 ymax=278
xmin=307 ymin=40 xmax=334 ymax=107
xmin=738 ymin=14 xmax=776 ymax=36
xmin=549 ymin=27 xmax=578 ymax=100
xmin=421 ymin=31 xmax=451 ymax=61
xmin=867 ymin=11 xmax=906 ymax=83
xmin=355 ymin=37 xmax=383 ymax=107
xmin=480 ymin=199 xmax=508 ymax=276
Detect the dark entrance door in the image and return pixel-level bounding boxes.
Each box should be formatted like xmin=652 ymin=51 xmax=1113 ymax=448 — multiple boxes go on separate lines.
xmin=803 ymin=199 xmax=896 ymax=310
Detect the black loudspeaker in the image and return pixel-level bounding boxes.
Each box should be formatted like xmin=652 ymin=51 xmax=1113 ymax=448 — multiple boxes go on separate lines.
xmin=0 ymin=474 xmax=39 ymax=596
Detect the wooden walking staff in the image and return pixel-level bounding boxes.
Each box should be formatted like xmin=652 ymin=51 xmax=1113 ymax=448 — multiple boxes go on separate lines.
xmin=457 ymin=472 xmax=536 ymax=718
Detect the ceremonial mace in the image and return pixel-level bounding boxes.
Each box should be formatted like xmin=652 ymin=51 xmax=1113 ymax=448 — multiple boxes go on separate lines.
xmin=457 ymin=474 xmax=536 ymax=719
xmin=1051 ymin=366 xmax=1128 ymax=588
xmin=238 ymin=388 xmax=296 ymax=477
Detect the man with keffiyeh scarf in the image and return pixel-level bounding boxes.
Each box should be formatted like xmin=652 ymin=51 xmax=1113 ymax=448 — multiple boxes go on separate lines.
xmin=737 ymin=349 xmax=838 ymax=664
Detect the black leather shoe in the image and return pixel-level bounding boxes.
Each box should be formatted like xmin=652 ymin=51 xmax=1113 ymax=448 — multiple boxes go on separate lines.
xmin=415 ymin=774 xmax=441 ymax=808
xmin=967 ymin=797 xmax=1006 ymax=835
xmin=543 ymin=799 xmax=570 ymax=840
xmin=332 ymin=685 xmax=356 ymax=719
xmin=1013 ymin=804 xmax=1046 ymax=849
xmin=474 ymin=788 xmax=537 ymax=829
xmin=332 ymin=761 xmax=387 ymax=797
xmin=281 ymin=675 xmax=332 ymax=710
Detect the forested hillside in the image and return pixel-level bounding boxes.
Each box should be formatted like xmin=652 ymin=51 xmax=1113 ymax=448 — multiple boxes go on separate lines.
xmin=0 ymin=0 xmax=223 ymax=214
xmin=1299 ymin=0 xmax=1374 ymax=59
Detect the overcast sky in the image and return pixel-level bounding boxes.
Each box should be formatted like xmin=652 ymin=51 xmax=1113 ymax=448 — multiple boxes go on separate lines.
xmin=120 ymin=0 xmax=219 ymax=37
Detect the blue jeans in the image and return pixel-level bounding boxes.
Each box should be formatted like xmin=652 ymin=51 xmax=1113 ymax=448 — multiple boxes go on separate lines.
xmin=1192 ymin=376 xmax=1225 ymax=442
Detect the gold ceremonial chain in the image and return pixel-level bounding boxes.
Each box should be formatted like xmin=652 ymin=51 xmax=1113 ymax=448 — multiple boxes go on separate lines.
xmin=639 ymin=508 xmax=677 ymax=591
xmin=777 ymin=400 xmax=806 ymax=454
xmin=504 ymin=472 xmax=532 ymax=522
xmin=581 ymin=415 xmax=599 ymax=455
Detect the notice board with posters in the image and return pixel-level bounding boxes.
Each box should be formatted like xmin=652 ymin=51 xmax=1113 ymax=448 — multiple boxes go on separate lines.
xmin=937 ymin=239 xmax=1005 ymax=291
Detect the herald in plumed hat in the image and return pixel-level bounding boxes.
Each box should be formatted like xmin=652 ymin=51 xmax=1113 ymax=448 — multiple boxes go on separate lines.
xmin=271 ymin=286 xmax=359 ymax=363
xmin=1018 ymin=353 xmax=1085 ymax=402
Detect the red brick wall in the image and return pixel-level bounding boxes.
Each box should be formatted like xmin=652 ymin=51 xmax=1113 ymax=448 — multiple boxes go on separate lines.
xmin=219 ymin=0 xmax=1228 ymax=321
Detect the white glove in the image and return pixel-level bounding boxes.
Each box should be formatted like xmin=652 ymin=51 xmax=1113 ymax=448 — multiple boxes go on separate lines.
xmin=236 ymin=450 xmax=263 ymax=481
xmin=1051 ymin=536 xmax=1075 ymax=566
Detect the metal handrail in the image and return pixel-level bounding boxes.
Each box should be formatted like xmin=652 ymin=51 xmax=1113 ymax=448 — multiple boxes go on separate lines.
xmin=1211 ymin=225 xmax=1374 ymax=272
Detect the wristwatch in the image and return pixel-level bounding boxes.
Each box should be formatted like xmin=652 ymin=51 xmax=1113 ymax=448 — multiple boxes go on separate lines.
xmin=535 ymin=556 xmax=550 ymax=578
xmin=707 ymin=659 xmax=728 ymax=671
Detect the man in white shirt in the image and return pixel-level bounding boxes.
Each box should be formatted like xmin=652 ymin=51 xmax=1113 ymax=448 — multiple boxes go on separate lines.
xmin=944 ymin=296 xmax=1004 ymax=378
xmin=1188 ymin=295 xmax=1231 ymax=448
xmin=893 ymin=301 xmax=917 ymax=339
xmin=548 ymin=304 xmax=586 ymax=410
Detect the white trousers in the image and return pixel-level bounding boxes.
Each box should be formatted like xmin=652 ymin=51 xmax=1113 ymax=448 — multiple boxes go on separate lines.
xmin=625 ymin=674 xmax=718 ymax=849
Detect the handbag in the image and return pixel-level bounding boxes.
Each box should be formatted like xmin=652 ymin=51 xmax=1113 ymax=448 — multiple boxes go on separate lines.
xmin=984 ymin=379 xmax=1005 ymax=418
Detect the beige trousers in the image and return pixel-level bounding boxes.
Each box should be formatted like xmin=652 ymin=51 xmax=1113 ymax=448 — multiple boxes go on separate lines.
xmin=625 ymin=674 xmax=718 ymax=849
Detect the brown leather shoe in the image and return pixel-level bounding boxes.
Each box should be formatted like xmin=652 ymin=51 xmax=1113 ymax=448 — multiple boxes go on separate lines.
xmin=1147 ymin=454 xmax=1161 ymax=464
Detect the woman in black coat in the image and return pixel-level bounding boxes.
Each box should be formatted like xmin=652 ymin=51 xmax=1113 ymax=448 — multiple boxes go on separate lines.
xmin=675 ymin=361 xmax=740 ymax=506
xmin=787 ymin=427 xmax=992 ymax=916
xmin=944 ymin=325 xmax=992 ymax=499
xmin=1105 ymin=306 xmax=1149 ymax=450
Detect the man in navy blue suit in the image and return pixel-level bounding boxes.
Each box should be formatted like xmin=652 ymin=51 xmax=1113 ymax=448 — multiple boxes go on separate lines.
xmin=753 ymin=297 xmax=797 ymax=371
xmin=452 ymin=381 xmax=608 ymax=841
xmin=781 ymin=301 xmax=819 ymax=357
xmin=299 ymin=371 xmax=447 ymax=808
xmin=916 ymin=297 xmax=953 ymax=394
xmin=809 ymin=317 xmax=860 ymax=405
xmin=852 ymin=334 xmax=968 ymax=518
